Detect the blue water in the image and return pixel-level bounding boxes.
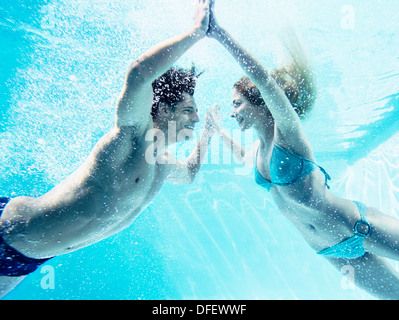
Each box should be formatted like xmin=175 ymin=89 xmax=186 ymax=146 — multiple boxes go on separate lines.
xmin=1 ymin=0 xmax=399 ymax=299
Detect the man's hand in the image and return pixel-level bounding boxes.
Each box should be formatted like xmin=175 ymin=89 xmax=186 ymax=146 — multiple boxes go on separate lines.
xmin=204 ymin=103 xmax=223 ymax=134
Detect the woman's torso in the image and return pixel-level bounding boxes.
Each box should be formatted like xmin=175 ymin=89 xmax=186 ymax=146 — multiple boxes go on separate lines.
xmin=255 ymin=138 xmax=363 ymax=252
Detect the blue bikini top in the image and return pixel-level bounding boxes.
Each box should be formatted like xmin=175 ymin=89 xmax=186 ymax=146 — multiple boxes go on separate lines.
xmin=254 ymin=143 xmax=331 ymax=191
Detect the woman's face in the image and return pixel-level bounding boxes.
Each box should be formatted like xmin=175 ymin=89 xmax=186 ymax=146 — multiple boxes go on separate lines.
xmin=231 ymin=89 xmax=266 ymax=131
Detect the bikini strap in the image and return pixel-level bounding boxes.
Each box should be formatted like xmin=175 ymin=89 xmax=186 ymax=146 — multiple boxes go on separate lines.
xmin=317 ymin=165 xmax=331 ymax=189
xmin=272 ymin=141 xmax=332 ymax=189
xmin=352 ymin=201 xmax=371 ymax=237
xmin=303 ymin=156 xmax=332 ymax=189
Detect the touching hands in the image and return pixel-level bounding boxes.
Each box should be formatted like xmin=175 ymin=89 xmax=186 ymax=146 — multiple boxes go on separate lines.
xmin=206 ymin=0 xmax=222 ymax=38
xmin=193 ymin=0 xmax=211 ymax=37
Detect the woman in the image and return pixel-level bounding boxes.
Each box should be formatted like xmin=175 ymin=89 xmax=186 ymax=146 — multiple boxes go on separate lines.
xmin=206 ymin=0 xmax=399 ymax=299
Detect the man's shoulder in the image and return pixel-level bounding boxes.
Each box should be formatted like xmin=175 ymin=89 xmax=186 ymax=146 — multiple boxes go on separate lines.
xmin=94 ymin=121 xmax=153 ymax=157
xmin=109 ymin=119 xmax=153 ymax=141
xmin=89 ymin=124 xmax=154 ymax=171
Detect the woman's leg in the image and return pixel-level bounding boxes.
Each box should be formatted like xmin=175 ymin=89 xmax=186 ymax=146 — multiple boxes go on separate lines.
xmin=327 ymin=253 xmax=399 ymax=300
xmin=364 ymin=206 xmax=399 ymax=260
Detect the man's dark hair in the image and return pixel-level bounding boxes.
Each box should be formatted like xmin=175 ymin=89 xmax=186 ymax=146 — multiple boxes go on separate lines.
xmin=151 ymin=66 xmax=203 ymax=120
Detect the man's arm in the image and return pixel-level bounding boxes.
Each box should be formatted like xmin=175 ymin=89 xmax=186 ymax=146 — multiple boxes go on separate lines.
xmin=166 ymin=127 xmax=214 ymax=185
xmin=166 ymin=104 xmax=219 ymax=185
xmin=115 ymin=0 xmax=210 ymax=130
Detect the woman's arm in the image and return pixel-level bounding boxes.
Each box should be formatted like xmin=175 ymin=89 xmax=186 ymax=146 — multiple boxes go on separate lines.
xmin=207 ymin=1 xmax=309 ymax=149
xmin=206 ymin=104 xmax=254 ymax=166
xmin=167 ymin=103 xmax=253 ymax=185
xmin=209 ymin=104 xmax=248 ymax=164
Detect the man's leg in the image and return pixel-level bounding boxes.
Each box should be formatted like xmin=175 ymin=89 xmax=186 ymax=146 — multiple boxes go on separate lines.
xmin=0 ymin=275 xmax=25 ymax=299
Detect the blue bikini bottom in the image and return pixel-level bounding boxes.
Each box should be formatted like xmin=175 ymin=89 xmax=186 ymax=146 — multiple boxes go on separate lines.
xmin=317 ymin=201 xmax=371 ymax=259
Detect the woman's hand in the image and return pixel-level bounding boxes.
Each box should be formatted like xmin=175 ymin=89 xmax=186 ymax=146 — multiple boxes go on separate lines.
xmin=193 ymin=0 xmax=211 ymax=38
xmin=206 ymin=0 xmax=222 ymax=38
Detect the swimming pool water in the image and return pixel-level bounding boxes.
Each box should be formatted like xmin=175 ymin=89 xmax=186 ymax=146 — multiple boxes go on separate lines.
xmin=1 ymin=0 xmax=399 ymax=299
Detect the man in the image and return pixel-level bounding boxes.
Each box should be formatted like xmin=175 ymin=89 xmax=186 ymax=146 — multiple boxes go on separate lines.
xmin=0 ymin=0 xmax=213 ymax=298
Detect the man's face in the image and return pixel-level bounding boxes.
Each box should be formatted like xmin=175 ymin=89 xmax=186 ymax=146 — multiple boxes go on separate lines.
xmin=169 ymin=92 xmax=200 ymax=141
